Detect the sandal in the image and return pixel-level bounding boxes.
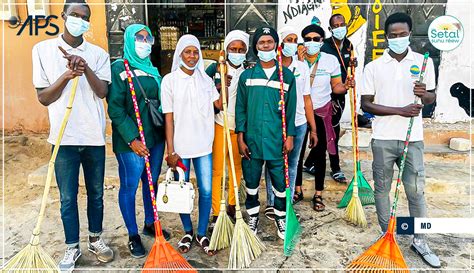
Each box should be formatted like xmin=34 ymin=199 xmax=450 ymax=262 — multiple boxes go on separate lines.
xmin=312 ymin=195 xmax=325 ymax=212
xmin=177 ymin=233 xmax=193 ymax=253
xmin=196 ymin=235 xmax=215 ymax=256
xmin=331 ymin=171 xmax=348 ymax=183
xmin=293 ymin=191 xmax=304 ymax=204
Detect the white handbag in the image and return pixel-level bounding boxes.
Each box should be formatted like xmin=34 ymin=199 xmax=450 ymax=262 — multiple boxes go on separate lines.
xmin=156 ymin=167 xmax=195 ymax=214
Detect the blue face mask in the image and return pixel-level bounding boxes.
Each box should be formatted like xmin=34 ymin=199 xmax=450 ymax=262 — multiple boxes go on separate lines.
xmin=305 ymin=41 xmax=323 ymax=55
xmin=282 ymin=43 xmax=297 ymax=57
xmin=331 ymin=26 xmax=347 ymax=40
xmin=135 ymin=41 xmax=152 ymax=59
xmin=65 ymin=15 xmax=90 ymax=37
xmin=228 ymin=53 xmax=246 ymax=66
xmin=257 ymin=50 xmax=277 ymax=62
xmin=180 ymin=59 xmax=197 ymax=71
xmin=387 ymin=36 xmax=410 ymax=54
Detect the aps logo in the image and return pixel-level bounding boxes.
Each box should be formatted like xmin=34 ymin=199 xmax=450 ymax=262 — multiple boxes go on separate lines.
xmin=428 ymin=15 xmax=464 ymax=51
xmin=9 ymin=15 xmax=59 ymax=36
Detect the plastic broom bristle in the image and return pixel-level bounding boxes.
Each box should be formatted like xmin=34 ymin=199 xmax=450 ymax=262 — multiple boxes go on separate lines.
xmin=143 ymin=222 xmax=196 ymax=273
xmin=209 ymin=203 xmax=234 ymax=251
xmin=338 ymin=169 xmax=375 ymax=208
xmin=347 ymin=232 xmax=408 ymax=272
xmin=345 ymin=195 xmax=367 ymax=227
xmin=228 ymin=214 xmax=266 ymax=269
xmin=3 ymin=239 xmax=59 ymax=273
xmin=284 ymin=189 xmax=302 ymax=256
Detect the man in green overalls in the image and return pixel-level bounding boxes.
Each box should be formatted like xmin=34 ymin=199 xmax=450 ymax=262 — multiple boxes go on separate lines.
xmin=235 ymin=26 xmax=297 ymax=240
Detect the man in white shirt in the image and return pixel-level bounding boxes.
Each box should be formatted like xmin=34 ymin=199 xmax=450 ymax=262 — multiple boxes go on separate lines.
xmin=361 ymin=12 xmax=440 ymax=268
xmin=32 ymin=0 xmax=113 ymax=270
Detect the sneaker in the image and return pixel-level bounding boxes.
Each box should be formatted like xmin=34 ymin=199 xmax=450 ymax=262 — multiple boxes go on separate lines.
xmin=275 ymin=218 xmax=286 ymax=240
xmin=247 ymin=216 xmax=259 ymax=235
xmin=208 ymin=216 xmax=218 ymax=234
xmin=303 ymin=165 xmax=316 ymax=175
xmin=264 ymin=206 xmax=275 ymax=221
xmin=143 ymin=223 xmax=171 ymax=240
xmin=128 ymin=235 xmax=146 ymax=258
xmin=58 ymin=246 xmax=81 ymax=271
xmin=88 ymin=237 xmax=114 ymax=263
xmin=411 ymin=238 xmax=441 ymax=268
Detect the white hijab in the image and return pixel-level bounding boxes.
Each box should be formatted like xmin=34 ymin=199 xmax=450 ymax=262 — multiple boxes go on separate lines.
xmin=224 ymin=30 xmax=250 ymax=53
xmin=172 ymin=34 xmax=215 ymax=117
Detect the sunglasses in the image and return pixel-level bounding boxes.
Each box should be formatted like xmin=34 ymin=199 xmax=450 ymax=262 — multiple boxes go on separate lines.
xmin=135 ymin=34 xmax=155 ymax=45
xmin=304 ymin=36 xmax=323 ymax=42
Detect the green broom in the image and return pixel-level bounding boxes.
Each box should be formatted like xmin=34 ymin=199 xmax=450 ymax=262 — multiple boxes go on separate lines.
xmin=3 ymin=75 xmax=79 ymax=273
xmin=227 ymin=55 xmax=265 ymax=268
xmin=338 ymin=51 xmax=375 ymax=209
xmin=277 ymin=46 xmax=302 ymax=256
xmin=210 ymin=51 xmax=234 ymax=251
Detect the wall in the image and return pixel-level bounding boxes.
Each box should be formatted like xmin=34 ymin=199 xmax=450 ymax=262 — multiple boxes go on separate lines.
xmin=434 ymin=0 xmax=473 ymax=123
xmin=0 ymin=0 xmax=108 ymax=132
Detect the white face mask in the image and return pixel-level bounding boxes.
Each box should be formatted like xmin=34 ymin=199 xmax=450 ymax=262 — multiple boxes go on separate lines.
xmin=135 ymin=42 xmax=152 ymax=59
xmin=387 ymin=36 xmax=411 ymax=54
xmin=180 ymin=59 xmax=197 ymax=70
xmin=257 ymin=50 xmax=277 ymax=62
xmin=65 ymin=15 xmax=90 ymax=37
xmin=331 ymin=26 xmax=347 ymax=40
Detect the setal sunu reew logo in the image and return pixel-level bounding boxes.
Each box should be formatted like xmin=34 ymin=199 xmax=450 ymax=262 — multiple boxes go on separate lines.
xmin=428 ymin=15 xmax=464 ymax=51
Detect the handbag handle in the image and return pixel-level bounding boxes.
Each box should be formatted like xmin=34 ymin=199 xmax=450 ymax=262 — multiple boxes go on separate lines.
xmin=165 ymin=167 xmax=186 ymax=185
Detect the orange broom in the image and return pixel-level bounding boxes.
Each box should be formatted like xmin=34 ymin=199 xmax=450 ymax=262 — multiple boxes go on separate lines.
xmin=347 ymin=52 xmax=430 ymax=272
xmin=122 ymin=59 xmax=196 ymax=272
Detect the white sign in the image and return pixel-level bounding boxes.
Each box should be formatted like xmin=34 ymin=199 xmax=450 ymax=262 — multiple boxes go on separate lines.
xmin=428 ymin=15 xmax=464 ymax=51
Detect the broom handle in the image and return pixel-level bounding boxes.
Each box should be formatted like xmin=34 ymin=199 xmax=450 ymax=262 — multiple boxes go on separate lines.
xmin=219 ymin=51 xmax=228 ymax=207
xmin=277 ymin=47 xmax=290 ymax=190
xmin=347 ymin=63 xmax=358 ymax=196
xmin=31 ymin=77 xmax=79 ymax=244
xmin=389 ymin=53 xmax=429 ymax=220
xmin=351 ymin=52 xmax=361 ymax=168
xmin=219 ymin=55 xmax=242 ymax=217
xmin=124 ymin=59 xmax=159 ymax=222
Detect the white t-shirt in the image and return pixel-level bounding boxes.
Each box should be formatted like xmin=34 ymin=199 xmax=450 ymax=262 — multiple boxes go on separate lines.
xmin=288 ymin=56 xmax=311 ymax=126
xmin=308 ymin=52 xmax=341 ymax=109
xmin=263 ymin=67 xmax=276 ymax=79
xmin=360 ymin=48 xmax=436 ymax=141
xmin=161 ymin=68 xmax=220 ymax=158
xmin=32 ymin=35 xmax=111 ymax=146
xmin=214 ymin=63 xmax=245 ymax=130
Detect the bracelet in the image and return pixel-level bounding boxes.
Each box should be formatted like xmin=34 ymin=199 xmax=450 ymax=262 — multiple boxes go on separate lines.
xmin=310 ymin=131 xmax=317 ymax=135
xmin=169 ymin=152 xmax=177 ymax=156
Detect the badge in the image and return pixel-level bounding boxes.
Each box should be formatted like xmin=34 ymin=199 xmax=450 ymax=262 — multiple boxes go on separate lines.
xmin=410 ymin=65 xmax=420 ymax=80
xmin=162 ymin=194 xmax=168 ymax=203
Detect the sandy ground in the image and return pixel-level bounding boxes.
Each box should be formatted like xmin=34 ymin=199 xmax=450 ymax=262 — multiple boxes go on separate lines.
xmin=1 ymin=134 xmax=472 ymax=272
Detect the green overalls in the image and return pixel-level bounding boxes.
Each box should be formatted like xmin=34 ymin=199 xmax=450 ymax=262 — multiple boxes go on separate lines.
xmin=235 ymin=61 xmax=297 ymax=220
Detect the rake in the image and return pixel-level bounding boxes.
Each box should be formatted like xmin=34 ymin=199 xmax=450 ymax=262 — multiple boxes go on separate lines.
xmin=276 ymin=46 xmax=302 ymax=256
xmin=338 ymin=50 xmax=375 ymax=210
xmin=347 ymin=52 xmax=430 ymax=272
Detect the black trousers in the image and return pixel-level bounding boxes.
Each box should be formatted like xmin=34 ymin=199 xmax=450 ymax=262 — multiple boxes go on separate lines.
xmin=296 ymin=95 xmax=345 ymax=191
xmin=304 ymin=96 xmax=344 ymax=173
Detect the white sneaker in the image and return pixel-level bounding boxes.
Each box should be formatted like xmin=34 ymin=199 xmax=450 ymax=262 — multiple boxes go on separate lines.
xmin=58 ymin=247 xmax=81 ymax=272
xmin=88 ymin=237 xmax=114 ymax=263
xmin=411 ymin=238 xmax=441 ymax=268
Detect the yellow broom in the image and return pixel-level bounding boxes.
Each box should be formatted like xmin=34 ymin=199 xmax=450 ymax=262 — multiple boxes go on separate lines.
xmin=3 ymin=76 xmax=80 ymax=273
xmin=209 ymin=51 xmax=234 ymax=251
xmin=227 ymin=56 xmax=266 ymax=269
xmin=344 ymin=59 xmax=367 ymax=227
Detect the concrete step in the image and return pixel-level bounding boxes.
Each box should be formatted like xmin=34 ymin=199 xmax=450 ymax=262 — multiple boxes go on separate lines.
xmin=28 ymin=157 xmax=469 ymax=197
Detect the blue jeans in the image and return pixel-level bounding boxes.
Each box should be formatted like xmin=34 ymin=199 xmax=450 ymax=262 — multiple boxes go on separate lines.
xmin=179 ymin=153 xmax=213 ymax=237
xmin=116 ymin=142 xmax=165 ymax=236
xmin=54 ymin=145 xmax=105 ymax=247
xmin=265 ymin=123 xmax=307 ymax=206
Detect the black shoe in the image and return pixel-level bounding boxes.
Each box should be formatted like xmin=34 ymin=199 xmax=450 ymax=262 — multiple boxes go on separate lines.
xmin=303 ymin=165 xmax=316 ymax=175
xmin=128 ymin=235 xmax=146 ymax=258
xmin=143 ymin=224 xmax=171 ymax=240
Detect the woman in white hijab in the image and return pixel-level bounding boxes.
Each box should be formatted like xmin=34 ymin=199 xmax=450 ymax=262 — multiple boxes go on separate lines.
xmin=161 ymin=34 xmax=223 ymax=256
xmin=205 ymin=30 xmax=249 ymax=233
